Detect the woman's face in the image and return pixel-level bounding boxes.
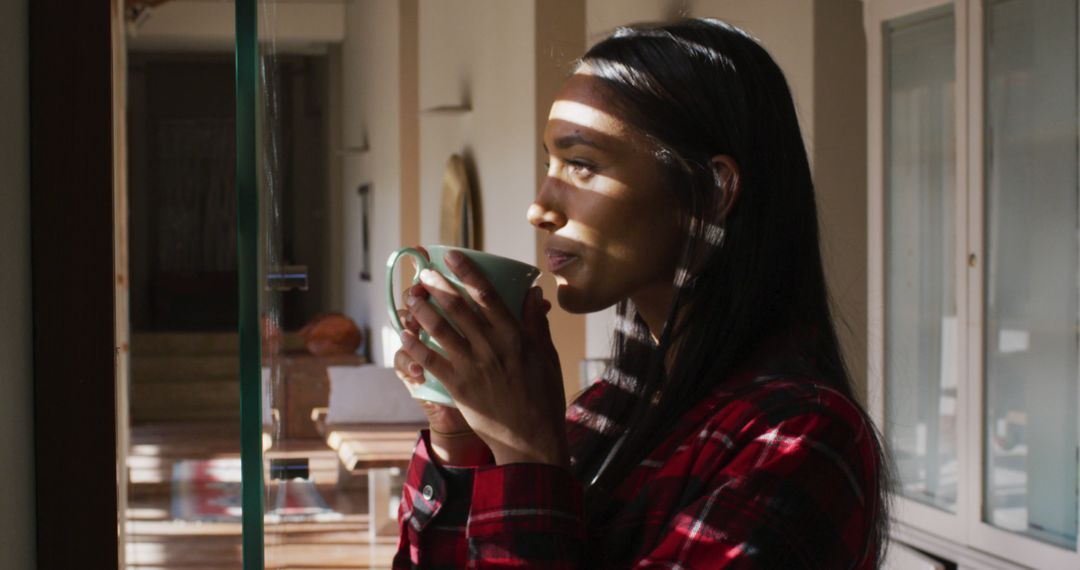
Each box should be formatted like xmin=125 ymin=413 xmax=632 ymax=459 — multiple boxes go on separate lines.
xmin=528 ymin=72 xmax=683 ymax=315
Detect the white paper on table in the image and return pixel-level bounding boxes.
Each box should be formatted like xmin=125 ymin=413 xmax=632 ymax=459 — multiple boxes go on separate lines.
xmin=326 ymin=364 xmax=427 ymax=424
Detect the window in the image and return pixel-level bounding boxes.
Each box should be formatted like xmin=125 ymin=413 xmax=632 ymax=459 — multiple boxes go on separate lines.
xmin=884 ymin=6 xmax=958 ymax=514
xmin=869 ymin=0 xmax=1080 ymax=567
xmin=982 ymin=0 xmax=1079 ymax=549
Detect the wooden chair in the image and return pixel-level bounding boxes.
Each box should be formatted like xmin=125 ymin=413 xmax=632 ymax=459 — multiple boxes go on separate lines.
xmin=312 ymin=365 xmax=428 ymax=544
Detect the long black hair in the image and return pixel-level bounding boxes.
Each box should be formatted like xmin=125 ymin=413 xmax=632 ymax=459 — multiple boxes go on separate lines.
xmin=566 ymin=18 xmax=890 ymax=565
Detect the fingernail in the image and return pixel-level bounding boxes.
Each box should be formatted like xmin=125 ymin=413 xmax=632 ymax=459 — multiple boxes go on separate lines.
xmin=400 ymin=330 xmax=414 ymax=346
xmin=406 ymin=293 xmax=418 ymax=307
xmin=408 ymin=362 xmax=424 ymax=377
xmin=445 ymin=250 xmax=463 ymax=266
xmin=420 ymin=269 xmax=436 ymax=284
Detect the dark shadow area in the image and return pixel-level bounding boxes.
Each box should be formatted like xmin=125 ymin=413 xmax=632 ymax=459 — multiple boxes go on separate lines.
xmin=128 ymin=53 xmax=329 ymax=332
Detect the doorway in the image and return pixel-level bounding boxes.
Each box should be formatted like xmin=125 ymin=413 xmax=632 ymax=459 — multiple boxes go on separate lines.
xmin=127 ymin=53 xmax=329 ymax=334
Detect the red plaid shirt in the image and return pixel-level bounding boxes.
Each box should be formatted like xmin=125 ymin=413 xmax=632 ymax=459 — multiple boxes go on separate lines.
xmin=392 ymin=367 xmax=880 ymax=569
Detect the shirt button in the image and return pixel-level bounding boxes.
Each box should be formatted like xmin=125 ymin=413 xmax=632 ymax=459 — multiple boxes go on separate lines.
xmin=422 ymin=484 xmax=434 ymax=501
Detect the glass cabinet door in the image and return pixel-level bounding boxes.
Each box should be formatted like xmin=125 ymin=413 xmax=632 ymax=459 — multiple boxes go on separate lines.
xmin=121 ymin=3 xmax=246 ymax=568
xmin=239 ymin=1 xmax=394 ymax=568
xmin=884 ymin=6 xmax=959 ymax=513
xmin=236 ymin=1 xmax=264 ymax=566
xmin=983 ymin=0 xmax=1079 ymax=549
xmin=875 ymin=1 xmax=1080 ymax=565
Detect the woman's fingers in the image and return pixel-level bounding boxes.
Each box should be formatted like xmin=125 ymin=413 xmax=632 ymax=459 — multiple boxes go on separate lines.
xmin=405 ymin=245 xmax=431 ymax=274
xmin=399 ymin=284 xmax=427 ymax=333
xmin=442 ymin=250 xmax=516 ymax=331
xmin=395 ymin=245 xmax=430 ymax=334
xmin=393 ymin=348 xmax=425 ymax=384
xmin=399 ymin=330 xmax=455 ymax=386
xmin=397 ymin=309 xmax=416 ymax=334
xmin=415 ymin=268 xmax=492 ymax=355
xmin=523 ymin=286 xmax=558 ymax=357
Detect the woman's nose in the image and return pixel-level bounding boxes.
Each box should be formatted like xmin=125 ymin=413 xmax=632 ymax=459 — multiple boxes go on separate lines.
xmin=526 ymin=201 xmax=566 ymax=232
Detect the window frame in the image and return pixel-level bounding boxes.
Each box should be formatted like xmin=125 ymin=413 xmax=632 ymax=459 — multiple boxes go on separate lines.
xmin=867 ymin=0 xmax=1080 ymax=567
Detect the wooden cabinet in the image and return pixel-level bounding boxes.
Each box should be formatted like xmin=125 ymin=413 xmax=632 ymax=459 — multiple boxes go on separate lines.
xmin=272 ymin=352 xmax=366 ymax=439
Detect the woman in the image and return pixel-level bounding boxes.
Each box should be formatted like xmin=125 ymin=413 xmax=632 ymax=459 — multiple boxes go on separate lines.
xmin=391 ymin=18 xmax=889 ymax=569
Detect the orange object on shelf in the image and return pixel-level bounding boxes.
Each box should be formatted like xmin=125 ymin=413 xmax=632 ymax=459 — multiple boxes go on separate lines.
xmin=299 ymin=313 xmax=363 ymax=356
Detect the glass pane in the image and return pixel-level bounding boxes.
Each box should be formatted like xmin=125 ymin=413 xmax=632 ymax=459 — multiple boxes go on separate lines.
xmin=249 ymin=1 xmax=400 ymax=568
xmin=122 ymin=2 xmax=247 ymax=568
xmin=984 ymin=0 xmax=1080 ymax=549
xmin=884 ymin=8 xmax=959 ymax=513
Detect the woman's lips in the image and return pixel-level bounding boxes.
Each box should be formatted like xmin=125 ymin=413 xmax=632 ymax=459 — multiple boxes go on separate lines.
xmin=545 ymin=248 xmax=578 ymax=273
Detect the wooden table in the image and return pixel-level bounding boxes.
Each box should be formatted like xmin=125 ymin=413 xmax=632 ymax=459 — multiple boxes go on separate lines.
xmin=313 ymin=409 xmax=426 ymax=548
xmin=322 ymin=421 xmax=425 ymax=472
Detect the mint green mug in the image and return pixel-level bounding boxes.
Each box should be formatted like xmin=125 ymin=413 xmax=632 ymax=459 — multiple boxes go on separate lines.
xmin=386 ymin=245 xmax=542 ymax=407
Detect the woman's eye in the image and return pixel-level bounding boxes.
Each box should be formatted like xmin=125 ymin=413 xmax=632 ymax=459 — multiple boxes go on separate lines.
xmin=566 ymin=159 xmax=596 ymax=179
xmin=542 ymin=157 xmax=597 ymax=180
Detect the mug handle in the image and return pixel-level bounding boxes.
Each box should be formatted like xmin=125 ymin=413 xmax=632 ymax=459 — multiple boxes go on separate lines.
xmin=386 ymin=247 xmax=431 ymax=335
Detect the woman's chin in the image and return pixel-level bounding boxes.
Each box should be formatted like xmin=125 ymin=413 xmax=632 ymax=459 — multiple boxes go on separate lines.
xmin=555 ymin=282 xmax=614 ymax=315
xmin=554 ymin=282 xmax=586 ymax=314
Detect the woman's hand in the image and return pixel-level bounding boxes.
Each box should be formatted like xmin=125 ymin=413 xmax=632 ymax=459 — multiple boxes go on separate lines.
xmin=392 ymin=248 xmax=490 ymax=466
xmin=393 ymin=307 xmax=472 ymax=435
xmin=399 ymin=249 xmax=568 ymax=468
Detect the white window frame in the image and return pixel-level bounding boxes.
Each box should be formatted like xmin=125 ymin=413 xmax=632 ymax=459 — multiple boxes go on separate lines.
xmin=866 ymin=0 xmax=1080 ymax=568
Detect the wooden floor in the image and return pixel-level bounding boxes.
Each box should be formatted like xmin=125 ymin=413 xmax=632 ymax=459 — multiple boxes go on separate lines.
xmin=125 ymin=421 xmax=399 ymax=569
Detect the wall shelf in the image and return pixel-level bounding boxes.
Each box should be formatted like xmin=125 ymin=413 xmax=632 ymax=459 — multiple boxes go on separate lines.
xmin=335 ymin=144 xmax=369 ymax=156
xmin=421 ymin=104 xmax=472 ymax=115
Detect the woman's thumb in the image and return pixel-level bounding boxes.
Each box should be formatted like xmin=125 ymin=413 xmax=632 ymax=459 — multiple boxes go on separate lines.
xmin=524 ymin=287 xmax=555 ymax=345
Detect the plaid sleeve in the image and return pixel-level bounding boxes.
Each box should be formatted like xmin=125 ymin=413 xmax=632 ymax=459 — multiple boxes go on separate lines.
xmin=635 ymin=390 xmax=878 ymax=569
xmin=392 ymin=428 xmax=586 ymax=569
xmin=393 ymin=429 xmax=495 ymax=569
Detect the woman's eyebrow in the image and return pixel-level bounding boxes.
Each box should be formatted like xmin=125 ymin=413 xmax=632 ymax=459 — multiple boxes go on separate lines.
xmin=548 ymin=132 xmax=606 ymax=151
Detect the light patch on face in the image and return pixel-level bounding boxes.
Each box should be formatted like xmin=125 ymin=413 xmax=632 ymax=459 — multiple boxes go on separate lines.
xmin=548 ymin=99 xmax=626 ymax=141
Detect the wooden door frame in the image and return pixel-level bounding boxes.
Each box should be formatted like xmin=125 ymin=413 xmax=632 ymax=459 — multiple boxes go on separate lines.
xmin=30 ymin=1 xmax=120 ymax=568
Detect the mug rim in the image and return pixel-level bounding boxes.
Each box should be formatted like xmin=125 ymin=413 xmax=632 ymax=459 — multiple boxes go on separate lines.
xmin=424 ymin=244 xmax=541 ymax=276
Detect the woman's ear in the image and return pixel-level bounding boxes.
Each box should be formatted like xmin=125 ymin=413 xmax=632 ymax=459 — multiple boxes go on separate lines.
xmin=709 ymin=154 xmax=741 ymax=220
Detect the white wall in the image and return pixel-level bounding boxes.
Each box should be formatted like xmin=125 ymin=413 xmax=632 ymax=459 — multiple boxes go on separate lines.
xmin=0 ymin=0 xmax=36 ymax=567
xmin=339 ymin=0 xmax=402 ymax=366
xmin=586 ymin=0 xmax=672 ymax=46
xmin=417 ymin=0 xmax=537 ymax=264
